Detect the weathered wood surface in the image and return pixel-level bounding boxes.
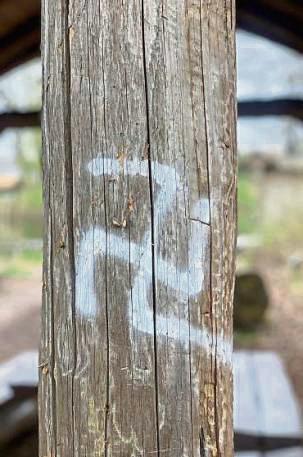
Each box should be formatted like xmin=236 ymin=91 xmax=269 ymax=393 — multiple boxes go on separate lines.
xmin=234 ymin=351 xmax=303 ymax=451
xmin=39 ymin=1 xmax=237 ymax=457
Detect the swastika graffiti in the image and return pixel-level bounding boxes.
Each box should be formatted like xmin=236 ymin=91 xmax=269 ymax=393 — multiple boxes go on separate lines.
xmin=75 ymin=156 xmax=231 ymax=362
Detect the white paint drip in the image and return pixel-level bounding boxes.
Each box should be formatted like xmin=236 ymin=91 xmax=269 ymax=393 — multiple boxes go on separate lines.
xmin=75 ymin=156 xmax=232 ymax=364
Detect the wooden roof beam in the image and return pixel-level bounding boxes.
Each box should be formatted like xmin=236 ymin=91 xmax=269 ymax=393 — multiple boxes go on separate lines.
xmin=237 ymin=0 xmax=303 ymax=53
xmin=1 ymin=99 xmax=302 ymax=136
xmin=238 ymin=99 xmax=303 ymax=121
xmin=0 ymin=15 xmax=40 ymax=76
xmin=0 ymin=111 xmax=40 ymax=132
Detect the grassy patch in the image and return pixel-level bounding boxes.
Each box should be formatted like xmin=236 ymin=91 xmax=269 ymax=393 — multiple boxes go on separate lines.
xmin=0 ymin=182 xmax=43 ymax=239
xmin=234 ymin=329 xmax=260 ymax=348
xmin=21 ymin=249 xmax=43 ymax=263
xmin=237 ymin=172 xmax=259 ymax=234
xmin=289 ymin=268 xmax=303 ymax=296
xmin=262 ymin=211 xmax=303 ymax=250
xmin=18 ymin=183 xmax=42 ymax=210
xmin=0 ymin=250 xmax=42 ymax=279
xmin=0 ymin=265 xmax=32 ymax=279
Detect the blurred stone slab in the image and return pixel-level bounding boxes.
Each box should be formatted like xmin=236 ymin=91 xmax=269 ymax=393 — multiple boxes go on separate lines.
xmin=0 ymin=351 xmax=38 ymax=405
xmin=234 ymin=351 xmax=303 ymax=452
xmin=236 ymin=449 xmax=303 ymax=456
xmin=0 ymin=352 xmax=38 ymax=448
xmin=236 ymin=453 xmax=261 ymax=457
xmin=237 ymin=235 xmax=262 ymax=253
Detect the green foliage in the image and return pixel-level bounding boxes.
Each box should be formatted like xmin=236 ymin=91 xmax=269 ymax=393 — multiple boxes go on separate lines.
xmin=0 ymin=265 xmax=31 ymax=279
xmin=0 ymin=184 xmax=43 ymax=239
xmin=21 ymin=249 xmax=42 ymax=263
xmin=16 ymin=128 xmax=42 ymax=182
xmin=262 ymin=207 xmax=303 ymax=249
xmin=237 ymin=171 xmax=303 ymax=254
xmin=0 ymin=249 xmax=42 ymax=279
xmin=237 ymin=172 xmax=259 ymax=234
xmin=18 ymin=184 xmax=43 ymax=210
xmin=0 ymin=129 xmax=43 ymax=240
xmin=234 ymin=329 xmax=260 ymax=347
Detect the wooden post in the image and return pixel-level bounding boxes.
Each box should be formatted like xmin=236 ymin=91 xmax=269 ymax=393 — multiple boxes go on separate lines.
xmin=39 ymin=1 xmax=237 ymax=457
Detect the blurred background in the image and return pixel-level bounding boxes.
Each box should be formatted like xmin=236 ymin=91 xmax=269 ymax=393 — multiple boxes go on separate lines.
xmin=0 ymin=1 xmax=302 ymax=456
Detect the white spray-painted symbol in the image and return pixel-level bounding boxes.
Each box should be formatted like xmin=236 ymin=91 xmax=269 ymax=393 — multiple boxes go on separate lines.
xmin=75 ymin=157 xmax=232 ymax=363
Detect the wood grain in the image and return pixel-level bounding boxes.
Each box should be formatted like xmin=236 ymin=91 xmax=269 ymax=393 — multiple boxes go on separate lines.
xmin=39 ymin=1 xmax=237 ymax=457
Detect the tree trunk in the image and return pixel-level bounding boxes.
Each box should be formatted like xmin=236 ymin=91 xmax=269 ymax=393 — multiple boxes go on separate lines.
xmin=39 ymin=1 xmax=237 ymax=457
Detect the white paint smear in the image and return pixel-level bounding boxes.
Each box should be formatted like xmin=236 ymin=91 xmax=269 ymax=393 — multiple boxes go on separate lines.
xmin=75 ymin=156 xmax=232 ymax=364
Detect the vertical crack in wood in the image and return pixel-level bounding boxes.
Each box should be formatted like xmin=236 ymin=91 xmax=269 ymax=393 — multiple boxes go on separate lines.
xmin=186 ymin=210 xmax=195 ymax=456
xmin=180 ymin=90 xmax=195 ymax=455
xmin=41 ymin=1 xmax=57 ymax=455
xmin=199 ymin=3 xmax=220 ymax=455
xmin=199 ymin=427 xmax=206 ymax=457
xmin=63 ymin=0 xmax=77 ymax=454
xmin=49 ymin=195 xmax=57 ymax=457
xmin=141 ymin=1 xmax=160 ymax=456
xmin=100 ymin=32 xmax=110 ymax=457
xmin=198 ymin=0 xmax=212 ymax=321
xmin=223 ymin=0 xmax=229 ymax=43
